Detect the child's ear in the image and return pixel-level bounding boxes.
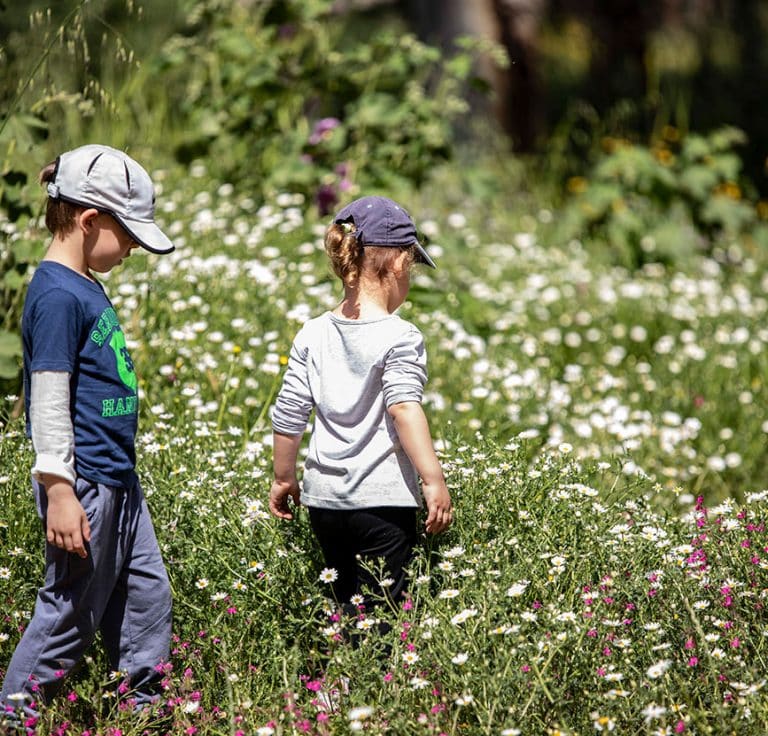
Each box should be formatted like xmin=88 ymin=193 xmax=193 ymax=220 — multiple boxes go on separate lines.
xmin=78 ymin=208 xmax=100 ymax=233
xmin=394 ymin=248 xmax=411 ymax=273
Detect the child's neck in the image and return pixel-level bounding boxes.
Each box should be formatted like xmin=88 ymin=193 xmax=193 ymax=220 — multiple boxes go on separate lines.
xmin=44 ymin=233 xmax=92 ymax=280
xmin=334 ymin=278 xmax=402 ymax=320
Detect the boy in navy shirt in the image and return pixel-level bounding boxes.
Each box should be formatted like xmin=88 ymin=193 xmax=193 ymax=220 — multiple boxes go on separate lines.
xmin=1 ymin=145 xmax=174 ymax=730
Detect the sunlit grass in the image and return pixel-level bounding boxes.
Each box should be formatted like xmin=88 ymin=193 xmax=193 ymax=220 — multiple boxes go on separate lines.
xmin=2 ymin=163 xmax=768 ymax=733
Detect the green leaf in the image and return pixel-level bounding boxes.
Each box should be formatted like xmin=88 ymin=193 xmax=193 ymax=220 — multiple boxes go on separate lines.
xmin=699 ymin=195 xmax=754 ymax=234
xmin=679 ymin=165 xmax=720 ymax=201
xmin=0 ymin=330 xmax=21 ymax=379
xmin=3 ymin=269 xmax=26 ymax=290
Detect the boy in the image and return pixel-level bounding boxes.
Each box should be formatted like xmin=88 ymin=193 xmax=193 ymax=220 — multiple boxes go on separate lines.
xmin=1 ymin=144 xmax=174 ymax=729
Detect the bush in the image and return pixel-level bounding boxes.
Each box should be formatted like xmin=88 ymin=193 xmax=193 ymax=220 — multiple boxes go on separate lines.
xmin=0 ymin=117 xmax=41 ymax=396
xmin=152 ymin=0 xmax=480 ymax=212
xmin=560 ymin=126 xmax=768 ymax=268
xmin=0 ymin=215 xmax=39 ymax=404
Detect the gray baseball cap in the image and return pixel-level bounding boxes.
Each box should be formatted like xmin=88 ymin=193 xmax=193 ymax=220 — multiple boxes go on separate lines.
xmin=46 ymin=144 xmax=174 ymax=255
xmin=333 ymin=195 xmax=436 ymax=268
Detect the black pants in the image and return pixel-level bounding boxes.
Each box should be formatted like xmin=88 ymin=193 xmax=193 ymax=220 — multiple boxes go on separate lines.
xmin=308 ymin=506 xmax=418 ymax=612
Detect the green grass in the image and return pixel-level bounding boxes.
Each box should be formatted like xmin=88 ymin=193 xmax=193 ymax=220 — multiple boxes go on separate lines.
xmin=2 ymin=164 xmax=768 ymax=734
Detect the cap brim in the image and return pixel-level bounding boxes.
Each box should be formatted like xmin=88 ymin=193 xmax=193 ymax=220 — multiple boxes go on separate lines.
xmin=415 ymin=242 xmax=436 ymax=269
xmin=118 ymin=217 xmax=175 ymax=255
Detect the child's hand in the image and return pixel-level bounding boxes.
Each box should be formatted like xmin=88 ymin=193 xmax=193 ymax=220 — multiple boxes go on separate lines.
xmin=269 ymin=479 xmax=301 ymax=520
xmin=422 ymin=480 xmax=453 ymax=534
xmin=45 ymin=481 xmax=91 ymax=558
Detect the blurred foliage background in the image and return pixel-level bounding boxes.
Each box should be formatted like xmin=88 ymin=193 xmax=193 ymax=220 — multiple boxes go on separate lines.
xmin=5 ymin=0 xmax=768 ymax=203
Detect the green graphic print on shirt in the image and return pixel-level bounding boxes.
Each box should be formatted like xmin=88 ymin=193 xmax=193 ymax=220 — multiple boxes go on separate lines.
xmin=90 ymin=306 xmax=138 ymax=417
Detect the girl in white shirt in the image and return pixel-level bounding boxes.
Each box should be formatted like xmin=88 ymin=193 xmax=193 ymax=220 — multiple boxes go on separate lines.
xmin=269 ymin=195 xmax=452 ymax=617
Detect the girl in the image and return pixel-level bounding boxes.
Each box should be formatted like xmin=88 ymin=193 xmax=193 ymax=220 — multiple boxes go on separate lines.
xmin=269 ymin=195 xmax=452 ymax=616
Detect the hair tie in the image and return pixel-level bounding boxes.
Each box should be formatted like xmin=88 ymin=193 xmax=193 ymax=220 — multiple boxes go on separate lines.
xmin=47 ymin=182 xmax=60 ymax=198
xmin=341 ymin=221 xmax=355 ymax=234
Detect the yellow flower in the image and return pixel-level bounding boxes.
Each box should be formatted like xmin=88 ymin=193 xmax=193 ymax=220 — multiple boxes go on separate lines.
xmin=661 ymin=124 xmax=680 ymax=142
xmin=714 ymin=181 xmax=741 ymax=199
xmin=653 ymin=147 xmax=674 ymax=166
xmin=566 ymin=176 xmax=588 ymax=194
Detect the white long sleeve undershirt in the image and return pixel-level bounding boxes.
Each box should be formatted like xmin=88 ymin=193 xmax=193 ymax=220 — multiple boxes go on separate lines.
xmin=30 ymin=370 xmax=76 ymax=486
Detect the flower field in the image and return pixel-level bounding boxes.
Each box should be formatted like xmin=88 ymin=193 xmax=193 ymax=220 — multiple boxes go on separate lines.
xmin=2 ymin=163 xmax=768 ymax=735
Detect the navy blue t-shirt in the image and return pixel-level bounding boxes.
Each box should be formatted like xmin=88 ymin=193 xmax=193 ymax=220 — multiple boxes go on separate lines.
xmin=23 ymin=261 xmax=139 ymax=487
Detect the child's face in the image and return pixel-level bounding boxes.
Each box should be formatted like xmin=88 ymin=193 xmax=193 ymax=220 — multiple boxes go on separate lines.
xmin=86 ymin=213 xmax=139 ymax=273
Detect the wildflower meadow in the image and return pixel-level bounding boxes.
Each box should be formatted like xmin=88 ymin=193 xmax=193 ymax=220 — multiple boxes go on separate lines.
xmin=1 ymin=160 xmax=768 ymax=736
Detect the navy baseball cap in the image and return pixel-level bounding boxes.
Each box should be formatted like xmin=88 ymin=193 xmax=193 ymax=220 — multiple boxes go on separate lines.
xmin=45 ymin=144 xmax=174 ymax=255
xmin=333 ymin=195 xmax=436 ymax=268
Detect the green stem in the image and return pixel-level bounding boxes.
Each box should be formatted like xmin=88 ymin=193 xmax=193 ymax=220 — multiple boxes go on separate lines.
xmin=247 ymin=370 xmax=283 ymax=439
xmin=519 ymin=643 xmax=558 ymax=720
xmin=675 ymin=579 xmax=729 ymax=732
xmin=0 ymin=1 xmax=88 ymax=139
xmin=216 ymin=353 xmax=237 ymax=432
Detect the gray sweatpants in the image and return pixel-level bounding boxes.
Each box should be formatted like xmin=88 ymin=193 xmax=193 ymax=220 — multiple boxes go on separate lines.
xmin=1 ymin=477 xmax=172 ymax=709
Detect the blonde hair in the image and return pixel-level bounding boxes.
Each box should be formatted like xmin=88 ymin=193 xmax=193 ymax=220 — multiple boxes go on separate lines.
xmin=39 ymin=160 xmax=81 ymax=236
xmin=324 ymin=222 xmax=416 ymax=285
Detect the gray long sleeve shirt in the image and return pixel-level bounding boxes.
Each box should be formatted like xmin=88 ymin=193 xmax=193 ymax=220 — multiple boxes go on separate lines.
xmin=272 ymin=311 xmax=427 ymax=510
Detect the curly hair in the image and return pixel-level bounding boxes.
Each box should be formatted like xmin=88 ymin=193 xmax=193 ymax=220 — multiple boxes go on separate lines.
xmin=325 ymin=222 xmax=364 ymax=285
